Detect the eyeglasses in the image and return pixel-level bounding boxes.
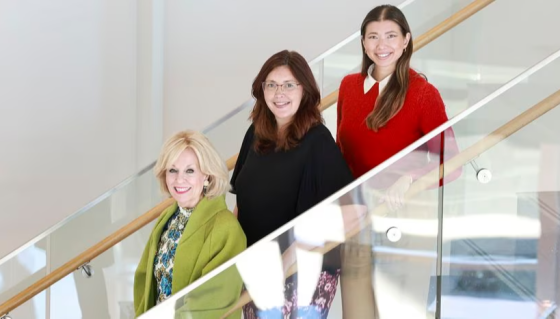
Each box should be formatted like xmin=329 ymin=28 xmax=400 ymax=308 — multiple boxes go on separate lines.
xmin=262 ymin=81 xmax=300 ymax=92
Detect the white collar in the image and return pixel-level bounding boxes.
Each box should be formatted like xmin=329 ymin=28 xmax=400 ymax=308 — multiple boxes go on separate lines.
xmin=364 ymin=64 xmax=391 ymax=94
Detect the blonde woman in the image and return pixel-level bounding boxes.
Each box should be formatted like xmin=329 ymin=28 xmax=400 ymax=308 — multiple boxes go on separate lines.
xmin=134 ymin=130 xmax=246 ymax=318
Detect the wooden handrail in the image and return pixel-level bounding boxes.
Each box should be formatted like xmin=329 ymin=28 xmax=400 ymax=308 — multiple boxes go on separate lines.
xmin=319 ymin=90 xmax=339 ymax=112
xmin=225 ymin=153 xmax=238 ymax=171
xmin=0 ymin=0 xmax=494 ymax=315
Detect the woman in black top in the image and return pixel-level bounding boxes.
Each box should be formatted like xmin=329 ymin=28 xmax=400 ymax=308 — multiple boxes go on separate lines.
xmin=231 ymin=50 xmax=355 ymax=318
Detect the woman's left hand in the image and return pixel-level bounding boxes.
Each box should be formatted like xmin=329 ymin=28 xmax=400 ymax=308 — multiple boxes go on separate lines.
xmin=379 ymin=175 xmax=412 ymax=211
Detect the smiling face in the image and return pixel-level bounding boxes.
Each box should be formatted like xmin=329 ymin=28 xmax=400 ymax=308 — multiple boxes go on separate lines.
xmin=165 ymin=148 xmax=208 ymax=208
xmin=362 ymin=20 xmax=410 ymax=78
xmin=263 ymin=65 xmax=304 ymax=128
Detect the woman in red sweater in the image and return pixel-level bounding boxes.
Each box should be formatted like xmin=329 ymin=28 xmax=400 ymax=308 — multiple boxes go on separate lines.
xmin=337 ymin=5 xmax=460 ymax=211
xmin=336 ymin=6 xmax=462 ymax=316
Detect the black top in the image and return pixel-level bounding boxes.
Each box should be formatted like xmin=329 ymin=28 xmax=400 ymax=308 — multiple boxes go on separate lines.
xmin=231 ymin=123 xmax=354 ymax=248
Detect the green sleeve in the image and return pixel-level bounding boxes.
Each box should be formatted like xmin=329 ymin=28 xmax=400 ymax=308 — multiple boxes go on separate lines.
xmin=134 ymin=206 xmax=173 ymax=318
xmin=175 ymin=211 xmax=247 ymax=319
xmin=134 ymin=238 xmax=151 ymax=317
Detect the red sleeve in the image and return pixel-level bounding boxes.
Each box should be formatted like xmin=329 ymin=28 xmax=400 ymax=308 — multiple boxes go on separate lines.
xmin=409 ymin=83 xmax=462 ymax=185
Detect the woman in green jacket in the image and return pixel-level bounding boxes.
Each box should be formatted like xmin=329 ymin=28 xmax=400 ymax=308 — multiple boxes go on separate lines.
xmin=134 ymin=130 xmax=246 ymax=318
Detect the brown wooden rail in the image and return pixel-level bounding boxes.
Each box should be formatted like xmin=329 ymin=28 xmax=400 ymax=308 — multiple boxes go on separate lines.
xmin=0 ymin=0 xmax=495 ymax=315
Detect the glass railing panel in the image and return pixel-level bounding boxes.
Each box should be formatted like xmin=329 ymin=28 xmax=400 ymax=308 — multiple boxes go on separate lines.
xmin=310 ymin=59 xmax=324 ymax=97
xmin=48 ymin=168 xmax=161 ymax=270
xmin=0 ymin=238 xmax=47 ymax=319
xmin=0 ymin=166 xmax=162 ymax=316
xmin=2 ymin=294 xmax=45 ymax=319
xmin=48 ymin=222 xmax=152 ymax=319
xmin=405 ymin=0 xmax=474 ymax=37
xmin=320 ymin=35 xmax=360 ymax=98
xmin=139 ymin=131 xmax=457 ymax=319
xmin=203 ymin=101 xmax=253 ymax=163
xmin=439 ymin=54 xmax=560 ymax=318
xmin=412 ymin=1 xmax=559 ymax=119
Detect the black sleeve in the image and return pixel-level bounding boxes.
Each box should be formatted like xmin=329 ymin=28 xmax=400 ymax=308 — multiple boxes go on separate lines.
xmin=229 ymin=125 xmax=254 ymax=194
xmin=296 ymin=128 xmax=355 ymax=215
xmin=295 ymin=127 xmax=359 ymax=272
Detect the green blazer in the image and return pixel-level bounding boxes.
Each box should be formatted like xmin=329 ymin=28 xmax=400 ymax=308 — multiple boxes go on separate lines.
xmin=134 ymin=195 xmax=246 ymax=318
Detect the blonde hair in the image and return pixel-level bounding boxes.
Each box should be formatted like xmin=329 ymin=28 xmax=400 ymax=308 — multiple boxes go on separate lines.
xmin=154 ymin=130 xmax=229 ymax=199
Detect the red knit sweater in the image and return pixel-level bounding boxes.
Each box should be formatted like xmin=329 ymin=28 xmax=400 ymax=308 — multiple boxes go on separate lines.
xmin=337 ymin=69 xmax=460 ymax=185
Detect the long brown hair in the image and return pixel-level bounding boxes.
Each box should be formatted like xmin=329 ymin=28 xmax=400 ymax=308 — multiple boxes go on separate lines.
xmin=251 ymin=50 xmax=322 ymax=152
xmin=361 ymin=5 xmax=413 ymax=131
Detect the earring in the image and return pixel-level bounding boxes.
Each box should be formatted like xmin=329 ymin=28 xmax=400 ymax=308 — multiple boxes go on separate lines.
xmin=203 ymin=180 xmax=209 ymax=195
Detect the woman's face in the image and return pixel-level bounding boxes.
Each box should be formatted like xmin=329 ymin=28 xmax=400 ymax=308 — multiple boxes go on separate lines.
xmin=165 ymin=148 xmax=208 ymax=208
xmin=263 ymin=66 xmax=304 ymax=128
xmin=362 ymin=20 xmax=410 ymax=75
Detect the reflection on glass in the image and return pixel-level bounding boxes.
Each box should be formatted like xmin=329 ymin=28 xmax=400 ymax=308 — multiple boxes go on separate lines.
xmin=0 ymin=242 xmax=47 ymax=319
xmin=438 ymin=59 xmax=560 ymax=318
xmin=237 ymin=241 xmax=284 ymax=311
xmin=138 ymin=68 xmax=559 ymax=318
xmin=0 ymin=167 xmax=161 ymax=318
xmin=139 ymin=133 xmax=456 ymax=318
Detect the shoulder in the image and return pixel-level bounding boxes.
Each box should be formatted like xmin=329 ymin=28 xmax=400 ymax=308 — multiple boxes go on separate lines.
xmin=213 ymin=208 xmax=238 ymax=224
xmin=406 ymin=69 xmax=443 ymax=110
xmin=244 ymin=124 xmax=255 ymax=139
xmin=301 ymin=124 xmax=338 ymax=155
xmin=408 ymin=69 xmax=442 ymax=100
xmin=343 ymin=72 xmax=364 ymax=82
xmin=341 ymin=72 xmax=364 ymax=88
xmin=304 ymin=123 xmax=335 ymax=142
xmin=239 ymin=124 xmax=255 ymax=151
xmin=210 ymin=209 xmax=246 ymax=246
xmin=212 ymin=209 xmax=245 ymax=236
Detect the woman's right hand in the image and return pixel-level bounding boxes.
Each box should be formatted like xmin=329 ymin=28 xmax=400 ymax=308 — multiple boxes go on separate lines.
xmin=379 ymin=175 xmax=413 ymax=211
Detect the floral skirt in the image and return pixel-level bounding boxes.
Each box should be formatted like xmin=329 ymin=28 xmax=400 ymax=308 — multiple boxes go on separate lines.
xmin=243 ymin=270 xmax=340 ymax=319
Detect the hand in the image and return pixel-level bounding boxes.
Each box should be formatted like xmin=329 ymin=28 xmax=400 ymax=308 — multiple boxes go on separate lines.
xmin=379 ymin=175 xmax=413 ymax=211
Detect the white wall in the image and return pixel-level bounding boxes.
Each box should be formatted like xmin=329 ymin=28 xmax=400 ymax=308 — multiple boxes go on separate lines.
xmin=0 ymin=0 xmax=402 ymax=260
xmin=3 ymin=0 xmax=559 ymax=271
xmin=0 ymin=0 xmax=164 ymax=258
xmin=163 ymin=0 xmax=401 ymax=140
